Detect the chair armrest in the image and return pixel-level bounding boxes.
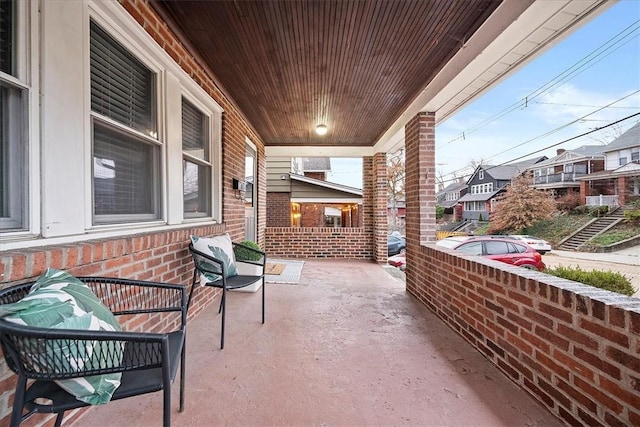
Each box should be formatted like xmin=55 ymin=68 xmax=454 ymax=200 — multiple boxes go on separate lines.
xmin=0 ymin=320 xmax=182 ymax=381
xmin=77 ymin=277 xmax=186 ymax=319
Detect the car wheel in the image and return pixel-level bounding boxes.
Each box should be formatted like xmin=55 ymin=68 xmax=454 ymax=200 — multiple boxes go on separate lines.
xmin=538 ymin=251 xmax=547 ymax=255
xmin=521 ymin=264 xmax=536 ymax=270
xmin=400 ymin=248 xmax=406 ymax=254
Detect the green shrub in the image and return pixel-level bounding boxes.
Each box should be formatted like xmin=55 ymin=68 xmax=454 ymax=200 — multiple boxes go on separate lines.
xmin=624 ymin=208 xmax=640 ymax=225
xmin=544 ymin=265 xmax=636 ymax=296
xmin=436 ymin=204 xmax=444 ymax=220
xmin=234 ymin=240 xmax=263 ymax=262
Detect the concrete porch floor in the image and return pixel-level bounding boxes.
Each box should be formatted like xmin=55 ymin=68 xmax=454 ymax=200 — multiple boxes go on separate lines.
xmin=77 ymin=259 xmax=562 ymax=427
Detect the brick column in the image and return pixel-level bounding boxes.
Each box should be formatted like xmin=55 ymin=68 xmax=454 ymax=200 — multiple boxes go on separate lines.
xmin=373 ymin=153 xmax=388 ymax=262
xmin=405 ymin=112 xmax=436 ymax=246
xmin=579 ymin=181 xmax=588 ymax=205
xmin=362 ymin=156 xmax=387 ymax=262
xmin=618 ymin=177 xmax=628 ymax=206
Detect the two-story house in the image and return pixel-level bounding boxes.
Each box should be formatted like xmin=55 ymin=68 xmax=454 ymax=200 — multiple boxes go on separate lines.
xmin=458 ymin=157 xmax=546 ymax=221
xmin=579 ymin=121 xmax=640 ymax=207
xmin=266 ymin=157 xmax=363 ymax=228
xmin=436 ymin=181 xmax=468 ymax=221
xmin=527 ymin=146 xmax=605 ymax=196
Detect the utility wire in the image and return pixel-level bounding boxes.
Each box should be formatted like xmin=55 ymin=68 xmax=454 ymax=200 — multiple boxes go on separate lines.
xmin=437 ymin=112 xmax=640 ymax=186
xmin=482 ymin=90 xmax=640 ymax=163
xmin=438 ymin=91 xmax=639 ymax=180
xmin=437 ymin=19 xmax=640 ymax=148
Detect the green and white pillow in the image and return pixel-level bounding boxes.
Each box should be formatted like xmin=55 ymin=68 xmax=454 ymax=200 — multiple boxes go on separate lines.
xmin=0 ymin=269 xmax=123 ymax=405
xmin=191 ymin=233 xmax=238 ymax=285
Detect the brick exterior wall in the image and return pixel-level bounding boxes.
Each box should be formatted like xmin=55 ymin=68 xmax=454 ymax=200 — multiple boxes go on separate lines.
xmin=265 ymin=227 xmax=372 ymax=259
xmin=0 ymin=224 xmax=228 ymax=425
xmin=267 ymin=192 xmax=292 ymax=227
xmin=304 ymin=172 xmax=326 ymax=180
xmin=407 ymin=246 xmax=640 ymax=426
xmin=0 ymin=1 xmax=267 ymax=425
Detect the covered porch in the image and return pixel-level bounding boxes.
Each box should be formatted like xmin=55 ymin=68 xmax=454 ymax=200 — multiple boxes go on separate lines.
xmin=75 ymin=259 xmax=562 ymax=427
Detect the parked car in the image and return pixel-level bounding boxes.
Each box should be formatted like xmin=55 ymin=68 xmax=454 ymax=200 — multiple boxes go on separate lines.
xmin=435 ymin=235 xmax=473 ymax=249
xmin=387 ymin=252 xmax=406 ymax=271
xmin=437 ymin=236 xmax=546 ymax=271
xmin=507 ymin=235 xmax=552 ymax=254
xmin=388 ymin=235 xmax=406 ymax=256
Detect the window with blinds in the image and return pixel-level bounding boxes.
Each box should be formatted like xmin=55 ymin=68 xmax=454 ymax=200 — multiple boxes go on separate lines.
xmin=182 ymin=98 xmax=210 ymax=217
xmin=90 ymin=20 xmax=160 ymax=224
xmin=1 ymin=0 xmax=26 ymax=232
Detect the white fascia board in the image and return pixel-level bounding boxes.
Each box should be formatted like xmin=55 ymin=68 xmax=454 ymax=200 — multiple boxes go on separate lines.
xmin=265 ymin=145 xmax=373 ymax=157
xmin=291 ymin=198 xmax=363 ymax=204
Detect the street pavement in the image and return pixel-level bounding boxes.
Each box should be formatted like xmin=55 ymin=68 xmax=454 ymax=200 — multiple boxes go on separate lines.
xmin=386 ymin=245 xmax=639 ymax=297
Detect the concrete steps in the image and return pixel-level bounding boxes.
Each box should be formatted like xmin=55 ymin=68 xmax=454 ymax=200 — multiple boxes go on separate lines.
xmin=557 ymin=206 xmax=626 ymax=250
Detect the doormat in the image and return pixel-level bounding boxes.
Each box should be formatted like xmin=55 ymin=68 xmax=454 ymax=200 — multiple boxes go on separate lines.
xmin=266 ymin=259 xmax=305 ymax=284
xmin=265 ymin=263 xmax=286 ymax=275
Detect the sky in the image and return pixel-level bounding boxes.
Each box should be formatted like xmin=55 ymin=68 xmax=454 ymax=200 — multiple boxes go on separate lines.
xmin=325 ymin=0 xmax=640 ymax=190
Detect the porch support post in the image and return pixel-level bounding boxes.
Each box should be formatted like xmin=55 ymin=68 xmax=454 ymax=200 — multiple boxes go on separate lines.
xmin=580 ymin=180 xmax=588 ymax=205
xmin=363 ymin=154 xmax=388 ymax=262
xmin=405 ymin=111 xmax=436 ymax=264
xmin=618 ymin=177 xmax=628 ymax=206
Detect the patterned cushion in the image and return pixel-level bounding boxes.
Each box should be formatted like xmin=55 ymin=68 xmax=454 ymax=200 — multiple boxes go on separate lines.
xmin=191 ymin=233 xmax=238 ymax=284
xmin=0 ymin=269 xmax=123 ymax=405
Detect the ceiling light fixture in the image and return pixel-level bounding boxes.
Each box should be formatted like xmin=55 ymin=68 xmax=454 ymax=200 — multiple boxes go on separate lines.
xmin=315 ymin=124 xmax=328 ymax=135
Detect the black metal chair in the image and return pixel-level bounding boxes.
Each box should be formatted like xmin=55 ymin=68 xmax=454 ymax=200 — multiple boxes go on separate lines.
xmin=0 ymin=277 xmax=187 ymax=427
xmin=188 ymin=241 xmax=266 ymax=349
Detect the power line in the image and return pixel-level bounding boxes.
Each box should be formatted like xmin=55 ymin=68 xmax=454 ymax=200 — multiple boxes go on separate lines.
xmin=482 ymin=90 xmax=639 ymax=163
xmin=436 ymin=19 xmax=640 ymax=148
xmin=437 ymin=113 xmax=640 ymax=186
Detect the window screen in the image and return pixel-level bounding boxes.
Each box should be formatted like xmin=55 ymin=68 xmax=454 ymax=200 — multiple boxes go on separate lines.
xmin=93 ymin=124 xmax=159 ymax=220
xmin=182 ymin=98 xmax=210 ymax=217
xmin=90 ymin=21 xmax=159 ymax=224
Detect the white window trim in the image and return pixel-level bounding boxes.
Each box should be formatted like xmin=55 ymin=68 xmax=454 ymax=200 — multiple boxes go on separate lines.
xmin=85 ymin=1 xmax=223 ymax=231
xmin=3 ymin=0 xmax=224 ymax=248
xmin=0 ymin=0 xmax=41 ymax=239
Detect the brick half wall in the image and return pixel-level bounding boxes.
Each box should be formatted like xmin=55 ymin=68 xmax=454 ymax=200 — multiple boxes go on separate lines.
xmin=408 ymin=244 xmax=640 ymax=426
xmin=265 ymin=227 xmax=372 ymax=259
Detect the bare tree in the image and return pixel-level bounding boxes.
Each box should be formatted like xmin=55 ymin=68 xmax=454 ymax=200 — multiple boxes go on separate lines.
xmin=488 ymin=173 xmax=556 ymax=233
xmin=387 ymin=149 xmax=405 ymax=230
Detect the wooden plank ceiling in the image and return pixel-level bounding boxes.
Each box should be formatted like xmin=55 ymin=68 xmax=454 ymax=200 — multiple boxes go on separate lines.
xmin=152 ymin=0 xmax=502 ymax=147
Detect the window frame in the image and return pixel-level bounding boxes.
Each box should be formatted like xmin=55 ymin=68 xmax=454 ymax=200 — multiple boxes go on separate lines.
xmin=181 ymin=95 xmax=213 ymax=219
xmin=0 ymin=0 xmax=34 ymax=234
xmin=89 ymin=18 xmax=162 ymax=226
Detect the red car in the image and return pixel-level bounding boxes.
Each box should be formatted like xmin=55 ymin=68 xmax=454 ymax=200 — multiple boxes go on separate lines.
xmin=387 ymin=252 xmax=406 ymax=271
xmin=445 ymin=237 xmax=546 ymax=271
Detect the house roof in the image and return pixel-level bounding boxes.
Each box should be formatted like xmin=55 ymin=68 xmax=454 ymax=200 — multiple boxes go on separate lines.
xmin=458 ymin=189 xmax=501 ymax=203
xmin=289 ymin=173 xmax=362 ymax=196
xmin=527 ymin=146 xmax=605 ymax=169
xmin=602 ymin=122 xmax=640 ymax=152
xmin=580 ymin=161 xmax=640 ymax=180
xmin=303 ymin=158 xmax=332 ymax=172
xmin=481 ymin=157 xmax=546 ymax=181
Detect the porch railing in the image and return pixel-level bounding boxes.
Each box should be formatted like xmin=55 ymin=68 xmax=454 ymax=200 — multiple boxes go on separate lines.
xmin=533 ymin=172 xmax=586 ymax=185
xmin=585 ymin=194 xmax=619 ymax=207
